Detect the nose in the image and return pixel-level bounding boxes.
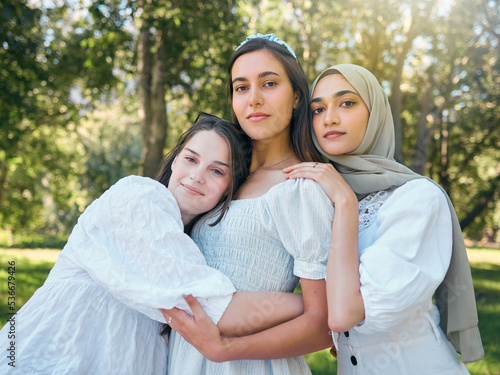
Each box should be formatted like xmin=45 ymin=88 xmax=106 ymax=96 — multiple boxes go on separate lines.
xmin=249 ymin=87 xmax=263 ymax=107
xmin=189 ymin=166 xmax=205 ymax=184
xmin=323 ymin=106 xmax=339 ymax=126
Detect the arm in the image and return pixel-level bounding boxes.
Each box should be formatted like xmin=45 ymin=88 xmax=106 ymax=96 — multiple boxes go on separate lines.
xmin=217 ymin=291 xmax=304 ymax=337
xmin=161 ymin=278 xmax=331 ymax=362
xmin=284 ymin=162 xmax=364 ymax=332
xmin=64 ymin=177 xmax=235 ymax=323
xmin=355 ymin=179 xmax=453 ymax=333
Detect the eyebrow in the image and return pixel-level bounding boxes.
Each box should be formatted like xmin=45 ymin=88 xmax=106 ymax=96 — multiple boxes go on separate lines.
xmin=184 ymin=148 xmax=229 ymax=168
xmin=311 ymin=90 xmax=361 ymax=103
xmin=232 ymin=71 xmax=280 ymax=85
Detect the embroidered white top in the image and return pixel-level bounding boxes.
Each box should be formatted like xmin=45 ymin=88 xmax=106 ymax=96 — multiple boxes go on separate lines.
xmin=0 ymin=176 xmax=235 ymax=375
xmin=335 ymin=179 xmax=470 ymax=374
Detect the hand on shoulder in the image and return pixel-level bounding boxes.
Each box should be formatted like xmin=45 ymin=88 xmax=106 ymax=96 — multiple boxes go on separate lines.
xmin=283 ymin=162 xmax=356 ymax=206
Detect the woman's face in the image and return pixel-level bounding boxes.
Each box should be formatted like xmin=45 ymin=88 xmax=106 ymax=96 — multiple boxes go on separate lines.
xmin=311 ymin=73 xmax=369 ymax=156
xmin=231 ymin=49 xmax=299 ymax=142
xmin=168 ymin=130 xmax=231 ymax=225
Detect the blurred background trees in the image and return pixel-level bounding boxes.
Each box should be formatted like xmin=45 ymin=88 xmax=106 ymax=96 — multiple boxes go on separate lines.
xmin=1 ymin=0 xmax=498 ymax=244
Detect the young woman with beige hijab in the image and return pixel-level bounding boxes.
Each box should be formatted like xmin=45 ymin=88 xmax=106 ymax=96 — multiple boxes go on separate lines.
xmin=284 ymin=64 xmax=484 ymax=374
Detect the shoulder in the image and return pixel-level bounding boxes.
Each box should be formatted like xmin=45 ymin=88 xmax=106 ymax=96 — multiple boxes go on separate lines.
xmin=81 ymin=175 xmax=182 ymax=230
xmin=97 ymin=176 xmax=178 ymax=214
xmin=391 ymin=178 xmax=446 ymax=203
xmin=263 ymin=178 xmax=333 ymax=217
xmin=110 ymin=176 xmax=171 ymax=199
xmin=113 ymin=175 xmax=165 ymax=192
xmin=381 ymin=178 xmax=449 ymax=219
xmin=267 ymin=177 xmax=328 ymax=198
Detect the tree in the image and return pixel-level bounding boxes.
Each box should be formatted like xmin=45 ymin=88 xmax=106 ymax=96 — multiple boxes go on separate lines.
xmin=0 ymin=0 xmax=45 ymax=211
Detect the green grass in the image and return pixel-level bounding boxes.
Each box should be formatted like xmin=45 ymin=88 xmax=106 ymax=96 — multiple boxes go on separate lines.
xmin=0 ymin=253 xmax=54 ymax=326
xmin=0 ymin=248 xmax=499 ymax=374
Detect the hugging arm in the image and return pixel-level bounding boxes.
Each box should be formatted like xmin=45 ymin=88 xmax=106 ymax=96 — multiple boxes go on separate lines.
xmin=285 ymin=162 xmax=365 ymax=332
xmin=161 ymin=278 xmax=330 ymax=361
xmin=215 ymin=291 xmax=304 ymax=337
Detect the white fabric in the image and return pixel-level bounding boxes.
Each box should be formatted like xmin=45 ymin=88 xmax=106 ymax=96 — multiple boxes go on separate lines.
xmin=168 ymin=178 xmax=333 ymax=375
xmin=0 ymin=176 xmax=235 ymax=374
xmin=336 ymin=179 xmax=469 ymax=374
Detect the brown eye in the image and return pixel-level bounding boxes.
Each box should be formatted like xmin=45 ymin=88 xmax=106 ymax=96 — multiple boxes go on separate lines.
xmin=341 ymin=101 xmax=356 ymax=107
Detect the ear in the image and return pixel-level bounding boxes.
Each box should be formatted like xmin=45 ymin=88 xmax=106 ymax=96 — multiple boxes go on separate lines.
xmin=293 ymin=91 xmax=301 ymax=109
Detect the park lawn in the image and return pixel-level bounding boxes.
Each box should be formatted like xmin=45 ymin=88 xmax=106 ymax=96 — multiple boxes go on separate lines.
xmin=0 ymin=247 xmax=499 ymax=374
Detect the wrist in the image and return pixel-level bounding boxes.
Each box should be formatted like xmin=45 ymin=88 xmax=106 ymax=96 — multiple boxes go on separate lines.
xmin=334 ymin=192 xmax=358 ymax=212
xmin=206 ymin=337 xmax=234 ymax=362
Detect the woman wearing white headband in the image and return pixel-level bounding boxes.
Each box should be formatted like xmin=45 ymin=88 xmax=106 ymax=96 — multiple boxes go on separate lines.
xmin=163 ymin=34 xmax=334 ymax=374
xmin=284 ymin=64 xmax=484 ymax=374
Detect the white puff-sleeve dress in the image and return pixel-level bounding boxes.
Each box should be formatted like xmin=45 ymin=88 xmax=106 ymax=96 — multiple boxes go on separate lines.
xmin=167 ymin=178 xmax=334 ymax=375
xmin=335 ymin=179 xmax=470 ymax=374
xmin=0 ymin=176 xmax=235 ymax=375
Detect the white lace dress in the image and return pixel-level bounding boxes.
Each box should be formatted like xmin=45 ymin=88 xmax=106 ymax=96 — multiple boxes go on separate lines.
xmin=0 ymin=176 xmax=235 ymax=375
xmin=334 ymin=179 xmax=470 ymax=374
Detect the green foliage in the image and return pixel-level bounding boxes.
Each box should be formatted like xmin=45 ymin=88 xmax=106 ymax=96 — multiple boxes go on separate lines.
xmin=0 ymin=230 xmax=68 ymax=249
xmin=77 ymin=97 xmax=142 ymax=206
xmin=1 ymin=0 xmax=498 ymax=240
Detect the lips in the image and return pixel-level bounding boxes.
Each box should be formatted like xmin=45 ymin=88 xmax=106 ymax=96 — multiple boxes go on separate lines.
xmin=247 ymin=112 xmax=270 ymax=121
xmin=324 ymin=130 xmax=345 ymax=139
xmin=181 ymin=183 xmax=204 ymax=195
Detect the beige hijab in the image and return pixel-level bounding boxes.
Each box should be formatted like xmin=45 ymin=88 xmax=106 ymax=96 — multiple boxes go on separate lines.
xmin=311 ymin=64 xmax=484 ymax=363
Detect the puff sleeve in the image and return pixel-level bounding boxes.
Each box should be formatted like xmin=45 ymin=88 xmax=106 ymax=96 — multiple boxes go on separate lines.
xmin=62 ymin=176 xmax=235 ymax=324
xmin=261 ymin=178 xmax=334 ymax=280
xmin=356 ymin=179 xmax=453 ymax=333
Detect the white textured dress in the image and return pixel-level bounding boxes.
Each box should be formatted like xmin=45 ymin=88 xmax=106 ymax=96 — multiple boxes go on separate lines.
xmin=0 ymin=176 xmax=235 ymax=374
xmin=334 ymin=179 xmax=470 ymax=374
xmin=167 ymin=178 xmax=334 ymax=375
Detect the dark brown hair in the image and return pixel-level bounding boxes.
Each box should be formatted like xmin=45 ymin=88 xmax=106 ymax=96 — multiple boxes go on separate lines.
xmin=227 ymin=38 xmax=322 ymax=162
xmin=155 ymin=116 xmax=251 ymax=234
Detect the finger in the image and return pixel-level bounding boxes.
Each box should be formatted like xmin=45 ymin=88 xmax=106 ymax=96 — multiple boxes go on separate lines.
xmin=159 ymin=308 xmax=183 ymax=326
xmin=183 ymin=295 xmax=210 ymax=321
xmin=286 ymin=169 xmax=322 ymax=181
xmin=283 ymin=162 xmax=320 ymax=173
xmin=282 ymin=162 xmax=310 ymax=172
xmin=161 ymin=307 xmax=195 ymax=329
xmin=284 ymin=166 xmax=320 ymax=176
xmin=159 ymin=308 xmax=171 ymax=323
xmin=160 ymin=307 xmax=181 ymax=318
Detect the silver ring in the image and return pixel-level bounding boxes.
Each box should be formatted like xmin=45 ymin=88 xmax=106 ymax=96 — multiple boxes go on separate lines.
xmin=167 ymin=317 xmax=172 ymax=324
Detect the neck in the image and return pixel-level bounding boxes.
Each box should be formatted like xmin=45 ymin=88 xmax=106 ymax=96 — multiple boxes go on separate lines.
xmin=251 ymin=138 xmax=295 ymax=171
xmin=181 ymin=214 xmax=194 ymax=228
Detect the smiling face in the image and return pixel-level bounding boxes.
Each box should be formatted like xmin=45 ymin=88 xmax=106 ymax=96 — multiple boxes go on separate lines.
xmin=167 ymin=130 xmax=231 ymax=225
xmin=230 ymin=49 xmax=299 ymax=142
xmin=311 ymin=73 xmax=370 ymax=156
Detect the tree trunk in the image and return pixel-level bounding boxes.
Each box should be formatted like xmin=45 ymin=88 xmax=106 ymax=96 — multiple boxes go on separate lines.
xmin=138 ymin=22 xmax=153 ymax=176
xmin=389 ymin=5 xmax=420 ymax=164
xmin=137 ymin=21 xmax=168 ymax=178
xmin=366 ymin=0 xmax=383 ymax=77
xmin=410 ymin=72 xmax=435 ymax=174
xmin=143 ymin=27 xmax=168 ymax=178
xmin=439 ymin=123 xmax=451 ymax=195
xmin=459 ymin=173 xmax=500 ymax=230
xmin=0 ymin=161 xmax=7 ymax=209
